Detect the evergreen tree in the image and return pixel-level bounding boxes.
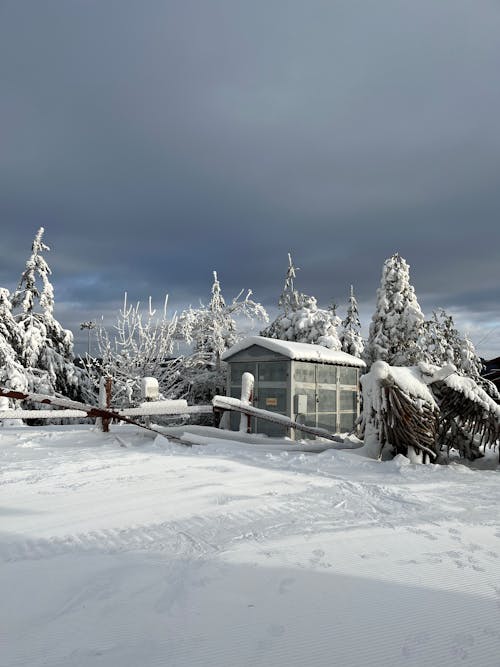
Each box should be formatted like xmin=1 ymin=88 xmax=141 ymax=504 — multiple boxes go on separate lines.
xmin=422 ymin=308 xmax=498 ymax=399
xmin=278 ymin=252 xmax=301 ymax=315
xmin=422 ymin=309 xmax=481 ymax=374
xmin=174 ymin=272 xmax=268 ymax=402
xmin=0 ymin=288 xmax=23 ymax=354
xmin=0 ymin=288 xmax=27 ymax=393
xmin=261 ymin=254 xmax=341 ymax=349
xmin=364 ymin=253 xmax=425 ymax=367
xmin=11 ymin=228 xmax=82 ymax=397
xmin=340 ymin=285 xmax=364 ymax=358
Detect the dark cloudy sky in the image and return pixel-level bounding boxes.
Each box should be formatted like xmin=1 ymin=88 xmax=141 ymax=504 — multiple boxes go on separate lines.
xmin=1 ymin=1 xmax=499 ymax=357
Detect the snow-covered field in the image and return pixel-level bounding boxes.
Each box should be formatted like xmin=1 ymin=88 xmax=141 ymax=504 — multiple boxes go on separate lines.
xmin=2 ymin=424 xmax=500 ymax=667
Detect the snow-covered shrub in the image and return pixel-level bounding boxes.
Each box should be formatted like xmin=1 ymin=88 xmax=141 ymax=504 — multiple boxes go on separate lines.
xmin=90 ymin=293 xmax=180 ymax=407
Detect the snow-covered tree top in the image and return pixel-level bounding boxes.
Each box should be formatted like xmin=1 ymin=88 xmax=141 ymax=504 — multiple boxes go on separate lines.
xmin=12 ymin=226 xmax=54 ymax=316
xmin=222 ymin=336 xmax=366 ymax=367
xmin=278 ymin=252 xmax=301 ymax=314
xmin=262 ymin=253 xmax=342 ymax=351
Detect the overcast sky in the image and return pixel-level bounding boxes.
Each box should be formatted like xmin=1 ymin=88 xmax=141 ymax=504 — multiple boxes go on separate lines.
xmin=1 ymin=1 xmax=499 ymax=357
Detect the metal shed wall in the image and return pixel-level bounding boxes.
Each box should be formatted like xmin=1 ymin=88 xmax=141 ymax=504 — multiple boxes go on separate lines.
xmin=226 ymin=344 xmax=360 ymax=439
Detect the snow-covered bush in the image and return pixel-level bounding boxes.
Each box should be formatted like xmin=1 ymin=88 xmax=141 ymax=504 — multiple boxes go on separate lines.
xmin=90 ymin=293 xmax=180 ymax=407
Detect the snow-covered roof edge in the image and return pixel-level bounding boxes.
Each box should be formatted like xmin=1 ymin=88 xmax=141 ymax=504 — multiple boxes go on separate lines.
xmin=222 ymin=336 xmax=366 ymax=367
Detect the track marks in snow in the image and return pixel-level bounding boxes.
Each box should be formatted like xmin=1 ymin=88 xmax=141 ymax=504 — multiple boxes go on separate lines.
xmin=3 ymin=471 xmax=478 ymax=566
xmin=0 ymin=489 xmax=382 ymax=564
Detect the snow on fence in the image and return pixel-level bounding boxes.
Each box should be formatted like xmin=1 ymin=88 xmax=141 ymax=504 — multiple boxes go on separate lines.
xmin=0 ymin=403 xmax=213 ymax=421
xmin=0 ymin=385 xmax=345 ymax=443
xmin=212 ymin=395 xmax=345 ymax=443
xmin=0 ymin=388 xmax=212 ymax=427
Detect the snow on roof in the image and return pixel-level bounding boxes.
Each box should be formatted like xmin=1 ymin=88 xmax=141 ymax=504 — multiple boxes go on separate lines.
xmin=222 ymin=336 xmax=366 ymax=367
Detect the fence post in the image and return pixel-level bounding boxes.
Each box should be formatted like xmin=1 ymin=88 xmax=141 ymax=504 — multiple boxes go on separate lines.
xmin=239 ymin=372 xmax=254 ymax=434
xmin=97 ymin=376 xmax=112 ymax=432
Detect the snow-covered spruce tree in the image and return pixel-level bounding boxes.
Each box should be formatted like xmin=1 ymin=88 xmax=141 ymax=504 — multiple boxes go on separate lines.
xmin=340 ymin=285 xmax=364 ymax=358
xmin=261 ymin=253 xmax=341 ymax=349
xmin=0 ymin=287 xmax=23 ymax=360
xmin=364 ymin=253 xmax=425 ymax=368
xmin=90 ymin=294 xmax=180 ymax=407
xmin=0 ymin=288 xmax=28 ymax=394
xmin=420 ymin=309 xmax=456 ymax=367
xmin=173 ymin=272 xmax=268 ymax=403
xmin=421 ymin=309 xmax=498 ymax=400
xmin=11 ymin=227 xmax=82 ymax=398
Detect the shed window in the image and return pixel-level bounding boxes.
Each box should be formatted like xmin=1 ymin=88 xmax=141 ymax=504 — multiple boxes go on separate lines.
xmin=258 ymin=361 xmax=288 ymax=383
xmin=317 ymin=365 xmax=337 ymax=384
xmin=340 ymin=390 xmax=357 ymax=412
xmin=230 ymin=363 xmax=257 ymax=385
xmin=318 ymin=413 xmax=337 ymax=431
xmin=338 ymin=367 xmax=358 ymax=385
xmin=318 ymin=388 xmax=337 ymax=413
xmin=294 ymin=362 xmax=316 ymax=383
xmin=340 ymin=412 xmax=356 ymax=432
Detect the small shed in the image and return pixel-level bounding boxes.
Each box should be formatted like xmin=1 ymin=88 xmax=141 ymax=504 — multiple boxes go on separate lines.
xmin=221 ymin=336 xmax=366 ymax=439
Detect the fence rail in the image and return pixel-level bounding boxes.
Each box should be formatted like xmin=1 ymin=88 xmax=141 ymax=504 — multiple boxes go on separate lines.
xmin=0 ymin=404 xmax=213 ymax=421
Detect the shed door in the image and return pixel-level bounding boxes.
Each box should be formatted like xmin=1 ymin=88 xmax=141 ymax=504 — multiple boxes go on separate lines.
xmin=293 ymin=362 xmax=359 ymax=437
xmin=230 ymin=360 xmax=288 ymax=436
xmin=293 ymin=362 xmax=337 ymax=435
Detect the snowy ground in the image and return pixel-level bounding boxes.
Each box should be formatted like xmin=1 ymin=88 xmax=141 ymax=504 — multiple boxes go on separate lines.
xmin=1 ymin=424 xmax=500 ymax=667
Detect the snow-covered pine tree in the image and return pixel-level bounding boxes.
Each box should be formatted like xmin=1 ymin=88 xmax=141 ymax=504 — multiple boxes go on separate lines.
xmin=178 ymin=271 xmax=268 ymax=369
xmin=11 ymin=227 xmax=82 ymax=398
xmin=420 ymin=309 xmax=456 ymax=367
xmin=340 ymin=285 xmax=364 ymax=358
xmin=261 ymin=254 xmax=342 ymax=349
xmin=0 ymin=288 xmax=28 ymax=393
xmin=278 ymin=252 xmax=301 ymax=316
xmin=0 ymin=287 xmax=23 ymax=356
xmin=422 ymin=309 xmax=498 ymax=399
xmin=364 ymin=253 xmax=425 ymax=368
xmin=174 ymin=272 xmax=268 ymax=402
